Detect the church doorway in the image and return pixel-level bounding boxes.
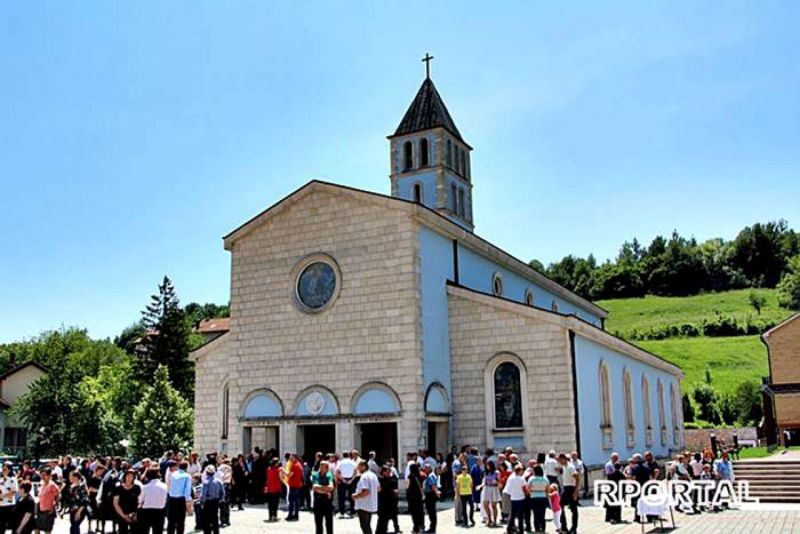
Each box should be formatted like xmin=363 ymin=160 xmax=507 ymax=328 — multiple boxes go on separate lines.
xmin=357 ymin=422 xmax=397 ymax=465
xmin=427 ymin=420 xmax=449 ymax=456
xmin=296 ymin=424 xmax=336 ymax=462
xmin=243 ymin=425 xmax=279 ymax=455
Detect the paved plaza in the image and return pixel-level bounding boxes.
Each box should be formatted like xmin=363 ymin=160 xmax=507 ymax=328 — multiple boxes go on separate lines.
xmin=47 ymin=501 xmax=800 ymax=533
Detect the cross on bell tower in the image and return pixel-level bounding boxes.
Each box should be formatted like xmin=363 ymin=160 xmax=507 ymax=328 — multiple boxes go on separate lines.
xmin=422 ymin=53 xmax=434 ymax=79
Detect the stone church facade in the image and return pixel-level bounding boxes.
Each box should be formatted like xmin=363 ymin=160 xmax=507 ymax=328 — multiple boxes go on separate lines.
xmin=192 ymin=73 xmax=685 ymax=472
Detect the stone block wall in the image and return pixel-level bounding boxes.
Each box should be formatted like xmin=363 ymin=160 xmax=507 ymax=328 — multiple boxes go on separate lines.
xmin=219 ymin=187 xmax=424 ymax=456
xmin=447 ymin=287 xmax=577 ymax=455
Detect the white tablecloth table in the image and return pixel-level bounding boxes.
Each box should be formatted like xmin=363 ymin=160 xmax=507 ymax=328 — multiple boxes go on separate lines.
xmin=636 ymin=499 xmax=676 ymax=532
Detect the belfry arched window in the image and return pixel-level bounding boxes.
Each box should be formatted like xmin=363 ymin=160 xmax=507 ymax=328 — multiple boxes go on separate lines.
xmin=599 ymin=361 xmax=613 ymax=449
xmin=493 ymin=362 xmax=522 ymax=428
xmin=420 ymin=138 xmax=429 ymax=166
xmin=403 ymin=141 xmax=413 ymax=170
xmin=460 ymin=150 xmax=466 ymax=176
xmin=642 ymin=376 xmax=653 ymax=446
xmin=451 ymin=183 xmax=458 ymax=213
xmin=458 ymin=188 xmax=465 ymax=217
xmin=623 ymin=369 xmax=635 ymax=447
xmin=446 ymin=139 xmax=453 ymax=167
xmin=658 ymin=379 xmax=667 ymax=445
xmin=413 ymin=183 xmax=422 ymax=203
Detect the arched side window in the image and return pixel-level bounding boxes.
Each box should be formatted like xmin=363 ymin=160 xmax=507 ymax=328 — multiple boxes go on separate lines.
xmin=524 ymin=288 xmax=535 ymax=306
xmin=623 ymin=369 xmax=635 ymax=447
xmin=450 ymin=183 xmax=458 ymax=213
xmin=492 ymin=272 xmax=504 ymax=296
xmin=493 ymin=362 xmax=522 ymax=428
xmin=446 ymin=139 xmax=453 ymax=167
xmin=412 ymin=182 xmax=423 ymax=203
xmin=599 ymin=361 xmax=613 ymax=449
xmin=642 ymin=376 xmax=652 ymax=446
xmin=221 ymin=383 xmax=230 ymax=439
xmin=670 ymin=383 xmax=681 ymax=446
xmin=658 ymin=380 xmax=667 ymax=446
xmin=457 ymin=188 xmax=465 ymax=217
xmin=420 ymin=138 xmax=429 ymax=166
xmin=551 ymin=300 xmax=559 ymax=313
xmin=403 ymin=141 xmax=413 ymax=170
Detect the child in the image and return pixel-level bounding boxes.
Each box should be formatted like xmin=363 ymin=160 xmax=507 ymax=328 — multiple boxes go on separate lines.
xmin=456 ymin=465 xmax=475 ymax=527
xmin=549 ymin=483 xmax=562 ymax=533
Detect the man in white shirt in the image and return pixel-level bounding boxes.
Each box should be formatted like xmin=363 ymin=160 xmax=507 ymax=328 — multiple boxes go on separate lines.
xmin=543 ymin=450 xmax=560 ymax=487
xmin=352 ymin=460 xmax=378 ymax=534
xmin=559 ymin=453 xmax=579 ymax=534
xmin=570 ymin=451 xmax=586 ymax=498
xmin=336 ymin=452 xmax=357 ymax=517
xmin=604 ymin=452 xmax=619 ymax=476
xmin=140 ymin=468 xmax=168 ymax=534
xmin=503 ymin=464 xmax=528 ymax=534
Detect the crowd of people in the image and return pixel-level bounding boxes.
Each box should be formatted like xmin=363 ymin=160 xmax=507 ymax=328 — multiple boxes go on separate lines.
xmin=0 ymin=443 xmax=740 ymax=534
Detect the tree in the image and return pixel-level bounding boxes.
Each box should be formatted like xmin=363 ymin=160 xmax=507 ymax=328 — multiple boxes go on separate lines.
xmin=729 ymin=220 xmax=792 ymax=287
xmin=693 ymin=383 xmax=722 ymax=425
xmin=719 ymin=394 xmax=737 ymax=426
xmin=136 ymin=276 xmax=194 ymax=400
xmin=777 ymin=254 xmax=800 ymax=310
xmin=682 ymin=392 xmax=695 ymax=423
xmin=10 ymin=329 xmax=129 ymax=456
xmin=130 ymin=365 xmax=194 ymax=459
xmin=748 ymin=290 xmax=767 ymax=315
xmin=733 ymin=381 xmax=763 ymax=426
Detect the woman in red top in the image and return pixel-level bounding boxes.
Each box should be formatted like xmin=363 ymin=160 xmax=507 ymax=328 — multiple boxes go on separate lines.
xmin=264 ymin=459 xmax=283 ymax=522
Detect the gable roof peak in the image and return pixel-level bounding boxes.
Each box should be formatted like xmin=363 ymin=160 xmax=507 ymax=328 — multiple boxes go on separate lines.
xmin=392 ymin=77 xmax=465 ymax=143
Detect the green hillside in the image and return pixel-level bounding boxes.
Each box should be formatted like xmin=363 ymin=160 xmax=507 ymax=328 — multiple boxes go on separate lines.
xmin=637 ymin=336 xmax=767 ymax=395
xmin=596 ymin=289 xmax=793 ymax=395
xmin=598 ymin=288 xmax=787 ymax=340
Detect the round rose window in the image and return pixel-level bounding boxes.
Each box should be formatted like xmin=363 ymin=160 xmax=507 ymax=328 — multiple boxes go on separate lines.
xmin=296 ymin=261 xmax=337 ymax=311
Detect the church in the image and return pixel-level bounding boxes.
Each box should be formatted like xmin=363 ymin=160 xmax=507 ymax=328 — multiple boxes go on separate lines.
xmin=191 ymin=64 xmax=685 ymax=477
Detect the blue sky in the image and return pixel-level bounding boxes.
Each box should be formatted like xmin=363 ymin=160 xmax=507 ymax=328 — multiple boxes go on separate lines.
xmin=1 ymin=1 xmax=798 ymax=342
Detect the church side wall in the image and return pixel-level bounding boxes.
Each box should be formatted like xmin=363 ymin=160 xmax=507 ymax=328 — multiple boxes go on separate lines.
xmin=573 ymin=335 xmax=683 ymax=468
xmin=447 ymin=292 xmax=577 ymax=455
xmin=226 ymin=189 xmax=424 ymax=456
xmin=194 ymin=339 xmax=232 ymax=454
xmin=456 ymin=244 xmax=602 ymax=327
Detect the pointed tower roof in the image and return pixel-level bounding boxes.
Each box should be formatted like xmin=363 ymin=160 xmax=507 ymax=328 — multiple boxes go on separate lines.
xmin=391 ymin=78 xmax=465 ymax=143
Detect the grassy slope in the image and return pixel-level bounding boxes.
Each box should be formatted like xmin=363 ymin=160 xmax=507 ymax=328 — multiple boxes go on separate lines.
xmin=597 ymin=288 xmax=787 ymax=339
xmin=596 ymin=289 xmax=793 ymax=396
xmin=637 ymin=336 xmax=767 ymax=395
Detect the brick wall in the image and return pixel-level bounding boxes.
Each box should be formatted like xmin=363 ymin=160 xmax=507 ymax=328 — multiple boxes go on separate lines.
xmin=765 ymin=315 xmax=800 ymax=384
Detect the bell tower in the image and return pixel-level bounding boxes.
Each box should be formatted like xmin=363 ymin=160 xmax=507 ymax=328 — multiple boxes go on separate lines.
xmin=388 ymin=54 xmax=474 ymax=231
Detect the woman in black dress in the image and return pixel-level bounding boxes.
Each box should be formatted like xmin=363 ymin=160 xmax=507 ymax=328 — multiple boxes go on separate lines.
xmin=112 ymin=469 xmax=141 ymax=534
xmin=376 ymin=464 xmax=399 ymax=534
xmin=232 ymin=454 xmax=249 ymax=511
xmin=405 ymin=463 xmax=425 ymax=534
xmin=66 ymin=471 xmax=90 ymax=534
xmin=14 ymin=480 xmax=35 ymax=534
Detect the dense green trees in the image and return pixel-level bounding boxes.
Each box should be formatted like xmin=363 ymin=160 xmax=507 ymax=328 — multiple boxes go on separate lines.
xmin=130 ymin=366 xmax=193 ymax=459
xmin=135 ymin=276 xmax=194 ymax=400
xmin=5 ymin=276 xmax=212 ymax=457
xmin=777 ymin=255 xmax=800 ymax=310
xmin=533 ymin=220 xmax=799 ymax=309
